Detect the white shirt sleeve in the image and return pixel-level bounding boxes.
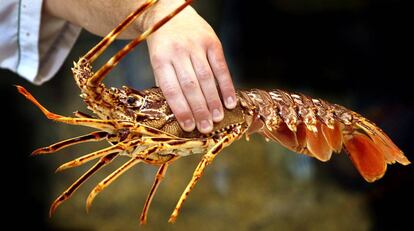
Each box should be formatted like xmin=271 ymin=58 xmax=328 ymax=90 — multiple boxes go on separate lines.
xmin=0 ymin=0 xmax=82 ymax=85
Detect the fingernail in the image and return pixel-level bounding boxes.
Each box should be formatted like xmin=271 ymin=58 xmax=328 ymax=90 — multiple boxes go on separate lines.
xmin=226 ymin=96 xmax=236 ymax=109
xmin=182 ymin=119 xmax=195 ymax=131
xmin=198 ymin=120 xmax=212 ymax=133
xmin=212 ymin=109 xmax=223 ymax=122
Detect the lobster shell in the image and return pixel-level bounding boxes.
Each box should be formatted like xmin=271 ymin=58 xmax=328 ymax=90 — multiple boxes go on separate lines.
xmin=237 ymin=89 xmax=410 ymax=182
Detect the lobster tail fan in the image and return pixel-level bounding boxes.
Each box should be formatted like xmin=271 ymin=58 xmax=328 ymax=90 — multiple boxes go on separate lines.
xmin=343 ymin=132 xmax=387 ymax=182
xmin=356 ymin=119 xmax=410 ymax=165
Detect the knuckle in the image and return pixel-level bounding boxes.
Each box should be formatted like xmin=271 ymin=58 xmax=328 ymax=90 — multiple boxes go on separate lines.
xmin=216 ymin=71 xmax=233 ymax=86
xmin=214 ymin=62 xmax=228 ymax=76
xmin=210 ymin=39 xmax=223 ymax=51
xmin=207 ymin=98 xmax=222 ymax=109
xmin=174 ymin=109 xmax=191 ymax=120
xmin=180 ymin=77 xmax=198 ymax=91
xmin=171 ymin=42 xmax=186 ymax=54
xmin=196 ymin=67 xmax=213 ymax=81
xmin=192 ymin=107 xmax=210 ymax=118
xmin=221 ymin=85 xmax=236 ymax=96
xmin=162 ymin=85 xmax=178 ymax=99
xmin=150 ymin=54 xmax=166 ymax=67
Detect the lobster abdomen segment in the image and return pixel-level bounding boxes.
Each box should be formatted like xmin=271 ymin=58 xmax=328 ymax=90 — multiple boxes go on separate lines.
xmin=320 ymin=121 xmax=343 ymax=153
xmin=305 ymin=122 xmax=333 ymax=162
xmin=238 ymin=89 xmax=410 ymax=181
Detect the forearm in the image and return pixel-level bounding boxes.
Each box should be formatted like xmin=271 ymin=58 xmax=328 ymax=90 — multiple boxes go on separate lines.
xmin=43 ymin=0 xmax=190 ymax=39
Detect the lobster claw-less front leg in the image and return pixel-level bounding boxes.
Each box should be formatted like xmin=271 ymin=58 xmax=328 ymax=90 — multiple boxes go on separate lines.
xmin=169 ymin=124 xmax=247 ymax=223
xmin=140 ymin=162 xmax=171 ymax=225
xmin=49 ymin=153 xmax=119 ymax=217
xmin=32 ymin=131 xmax=110 ymax=155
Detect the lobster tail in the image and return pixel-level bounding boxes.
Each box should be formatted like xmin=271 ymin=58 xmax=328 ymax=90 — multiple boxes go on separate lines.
xmin=239 ymin=89 xmax=410 ymax=182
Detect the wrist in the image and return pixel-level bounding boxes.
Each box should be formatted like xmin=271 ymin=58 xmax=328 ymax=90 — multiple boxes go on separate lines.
xmin=138 ymin=0 xmax=196 ymax=33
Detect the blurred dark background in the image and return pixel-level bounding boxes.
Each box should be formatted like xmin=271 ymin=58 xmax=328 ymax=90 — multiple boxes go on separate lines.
xmin=1 ymin=0 xmax=412 ymax=230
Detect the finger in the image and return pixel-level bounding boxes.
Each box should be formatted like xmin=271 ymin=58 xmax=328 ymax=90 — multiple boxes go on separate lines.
xmin=190 ymin=53 xmax=224 ymax=123
xmin=154 ymin=75 xmax=159 ymax=87
xmin=153 ymin=62 xmax=195 ymax=132
xmin=208 ymin=43 xmax=237 ymax=109
xmin=173 ymin=56 xmax=213 ymax=134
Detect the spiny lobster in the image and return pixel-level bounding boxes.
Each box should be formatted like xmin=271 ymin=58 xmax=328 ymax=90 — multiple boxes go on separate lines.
xmin=17 ymin=0 xmax=409 ymax=224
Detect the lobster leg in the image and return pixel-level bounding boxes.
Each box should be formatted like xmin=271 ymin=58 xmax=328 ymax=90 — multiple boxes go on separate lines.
xmin=143 ymin=137 xmax=208 ymax=150
xmin=140 ymin=163 xmax=170 ymax=225
xmin=49 ymin=153 xmax=118 ymax=217
xmin=168 ymin=130 xmax=242 ymax=223
xmin=88 ymin=0 xmax=193 ymax=85
xmin=32 ymin=131 xmax=109 ymax=155
xmin=86 ymin=157 xmax=143 ymax=211
xmin=55 ymin=143 xmax=127 ymax=172
xmin=85 ymin=145 xmax=165 ymax=211
xmin=56 ymin=136 xmax=201 ymax=173
xmin=73 ymin=111 xmax=95 ymax=118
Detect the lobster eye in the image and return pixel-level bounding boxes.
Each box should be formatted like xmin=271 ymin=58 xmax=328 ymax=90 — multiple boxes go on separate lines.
xmin=127 ymin=96 xmax=136 ymax=104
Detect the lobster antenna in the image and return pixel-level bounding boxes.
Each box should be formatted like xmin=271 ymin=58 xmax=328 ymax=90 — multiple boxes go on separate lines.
xmin=88 ymin=0 xmax=193 ymax=85
xmin=83 ymin=0 xmax=158 ymax=63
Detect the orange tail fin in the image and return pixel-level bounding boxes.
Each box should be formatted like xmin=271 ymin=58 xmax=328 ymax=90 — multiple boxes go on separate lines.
xmin=357 ymin=119 xmax=410 ymax=165
xmin=343 ymin=118 xmax=410 ymax=182
xmin=344 ymin=132 xmax=387 ymax=182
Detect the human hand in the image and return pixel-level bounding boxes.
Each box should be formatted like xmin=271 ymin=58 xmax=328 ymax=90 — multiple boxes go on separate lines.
xmin=145 ymin=2 xmax=237 ymax=134
xmin=43 ymin=0 xmax=237 ymax=134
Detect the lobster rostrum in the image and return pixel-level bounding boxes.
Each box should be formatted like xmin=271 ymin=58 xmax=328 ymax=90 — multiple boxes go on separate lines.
xmin=16 ymin=0 xmax=409 ymax=224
